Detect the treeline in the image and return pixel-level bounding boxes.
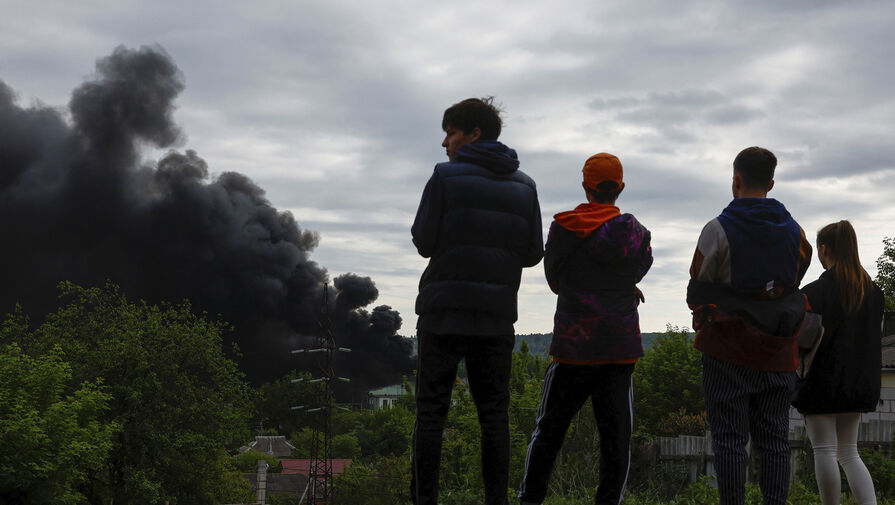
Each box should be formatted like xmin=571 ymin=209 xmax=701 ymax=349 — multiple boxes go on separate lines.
xmin=515 ymin=332 xmax=671 ymax=356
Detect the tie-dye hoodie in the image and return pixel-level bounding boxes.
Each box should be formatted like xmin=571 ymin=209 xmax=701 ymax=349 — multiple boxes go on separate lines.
xmin=545 ymin=203 xmax=653 ymax=362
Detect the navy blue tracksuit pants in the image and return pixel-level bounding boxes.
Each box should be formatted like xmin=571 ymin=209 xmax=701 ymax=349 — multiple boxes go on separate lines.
xmin=519 ymin=362 xmax=635 ymax=505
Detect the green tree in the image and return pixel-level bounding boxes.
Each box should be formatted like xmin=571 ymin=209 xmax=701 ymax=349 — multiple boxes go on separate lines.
xmin=254 ymin=370 xmax=319 ymax=437
xmin=355 ymin=405 xmax=415 ymax=458
xmin=877 ymin=236 xmax=895 ymax=311
xmin=3 ymin=282 xmax=254 ymax=505
xmin=234 ymin=450 xmax=280 ymax=473
xmin=333 ymin=454 xmax=411 ymax=505
xmin=0 ymin=342 xmax=116 ymax=504
xmin=632 ymin=325 xmax=704 ymax=436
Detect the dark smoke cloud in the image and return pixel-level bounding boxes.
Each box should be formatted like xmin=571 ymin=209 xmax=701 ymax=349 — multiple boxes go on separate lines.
xmin=0 ymin=45 xmax=415 ymax=395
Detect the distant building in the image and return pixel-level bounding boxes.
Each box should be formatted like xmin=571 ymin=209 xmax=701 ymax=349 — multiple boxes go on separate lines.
xmin=281 ymin=458 xmax=352 ymax=476
xmin=237 ymin=436 xmax=353 ymax=505
xmin=367 ymin=384 xmax=408 ymax=410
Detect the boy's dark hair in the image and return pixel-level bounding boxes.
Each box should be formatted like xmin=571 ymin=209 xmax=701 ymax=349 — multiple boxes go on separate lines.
xmin=733 ymin=146 xmax=776 ymax=190
xmin=442 ymin=97 xmax=503 ymax=141
xmin=587 ymin=187 xmax=621 ymax=204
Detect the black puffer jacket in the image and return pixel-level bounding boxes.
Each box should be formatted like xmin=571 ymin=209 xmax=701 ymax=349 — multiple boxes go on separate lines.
xmin=412 ymin=141 xmax=543 ymax=336
xmin=792 ymin=268 xmax=885 ymax=414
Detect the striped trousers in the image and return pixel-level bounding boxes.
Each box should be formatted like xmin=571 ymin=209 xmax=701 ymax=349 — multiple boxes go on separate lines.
xmin=702 ymin=354 xmax=796 ymax=505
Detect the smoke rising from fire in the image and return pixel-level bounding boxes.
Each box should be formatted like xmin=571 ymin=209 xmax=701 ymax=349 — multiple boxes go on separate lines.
xmin=0 ymin=45 xmax=415 ymax=393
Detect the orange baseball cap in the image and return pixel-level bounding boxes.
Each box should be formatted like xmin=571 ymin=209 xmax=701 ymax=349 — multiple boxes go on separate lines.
xmin=582 ymin=152 xmax=623 ymax=192
xmin=581 ymin=153 xmax=624 ymax=191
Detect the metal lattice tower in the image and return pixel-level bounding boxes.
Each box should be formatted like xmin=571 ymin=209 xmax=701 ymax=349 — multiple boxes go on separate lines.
xmin=291 ymin=283 xmax=350 ymax=505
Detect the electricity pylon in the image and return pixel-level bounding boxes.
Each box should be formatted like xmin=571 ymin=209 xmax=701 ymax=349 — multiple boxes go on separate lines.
xmin=291 ymin=283 xmax=350 ymax=505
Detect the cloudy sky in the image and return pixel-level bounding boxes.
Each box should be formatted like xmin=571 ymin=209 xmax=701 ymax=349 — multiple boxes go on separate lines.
xmin=1 ymin=0 xmax=893 ymax=335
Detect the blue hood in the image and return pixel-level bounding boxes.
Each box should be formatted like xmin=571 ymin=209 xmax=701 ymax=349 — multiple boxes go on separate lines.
xmin=454 ymin=140 xmax=519 ymax=174
xmin=718 ymin=198 xmax=796 ymax=246
xmin=717 ymin=198 xmax=803 ymax=292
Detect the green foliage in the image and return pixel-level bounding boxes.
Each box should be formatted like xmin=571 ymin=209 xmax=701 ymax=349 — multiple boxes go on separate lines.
xmin=332 ymin=454 xmax=410 ymax=505
xmin=289 ymin=427 xmax=315 ymax=458
xmin=354 ymin=405 xmax=415 ymax=458
xmin=668 ymin=476 xmax=718 ymax=505
xmin=877 ymin=236 xmax=895 ymax=311
xmin=656 ymin=408 xmax=707 ymax=437
xmin=785 ymin=479 xmax=823 ymax=505
xmin=439 ymin=488 xmax=485 ymax=505
xmin=1 ymin=282 xmax=254 ymax=505
xmin=515 ymin=333 xmax=552 ymax=356
xmin=860 ymin=449 xmax=895 ymax=500
xmin=253 ymin=370 xmax=319 ymax=437
xmin=266 ymin=491 xmax=304 ymax=504
xmin=626 ymin=458 xmax=692 ymax=501
xmin=544 ymin=403 xmax=602 ymax=493
xmin=0 ymin=342 xmax=116 ymax=504
xmin=234 ymin=450 xmax=280 ymax=473
xmin=439 ymin=382 xmax=485 ymax=494
xmin=333 ymin=433 xmax=362 ymax=459
xmin=508 ymin=341 xmax=550 ymax=489
xmin=632 ymin=325 xmax=704 ymax=435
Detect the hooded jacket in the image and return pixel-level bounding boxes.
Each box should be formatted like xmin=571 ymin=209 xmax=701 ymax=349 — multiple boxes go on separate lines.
xmin=545 ymin=204 xmax=652 ymax=361
xmin=412 ymin=141 xmax=544 ymax=336
xmin=792 ymin=269 xmax=884 ymax=414
xmin=688 ymin=198 xmax=813 ymax=371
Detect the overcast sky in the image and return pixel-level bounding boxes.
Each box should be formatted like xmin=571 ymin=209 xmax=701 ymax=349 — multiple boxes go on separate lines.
xmin=1 ymin=0 xmax=893 ymax=335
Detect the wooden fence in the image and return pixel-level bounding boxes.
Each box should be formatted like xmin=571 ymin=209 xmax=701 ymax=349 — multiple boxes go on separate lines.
xmin=657 ymin=420 xmax=895 ymax=486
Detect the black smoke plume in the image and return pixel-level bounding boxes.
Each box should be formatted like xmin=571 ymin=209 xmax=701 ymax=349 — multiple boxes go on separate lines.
xmin=0 ymin=45 xmax=415 ymax=396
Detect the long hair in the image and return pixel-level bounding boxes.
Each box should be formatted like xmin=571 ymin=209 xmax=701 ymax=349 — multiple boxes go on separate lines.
xmin=817 ymin=220 xmax=872 ymax=313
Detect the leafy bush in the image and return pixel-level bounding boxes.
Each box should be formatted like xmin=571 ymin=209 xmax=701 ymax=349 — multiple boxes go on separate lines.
xmin=234 ymin=450 xmax=279 ymax=473
xmin=632 ymin=325 xmax=704 ymax=436
xmin=332 ymin=455 xmax=410 ymax=505
xmin=656 ymin=408 xmax=707 ymax=437
xmin=266 ymin=492 xmax=303 ymax=505
xmin=0 ymin=342 xmax=116 ymax=504
xmin=860 ymin=449 xmax=895 ymax=500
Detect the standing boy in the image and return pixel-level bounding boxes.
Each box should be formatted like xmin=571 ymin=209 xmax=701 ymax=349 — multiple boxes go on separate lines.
xmin=410 ymin=97 xmax=544 ymax=505
xmin=519 ymin=152 xmax=652 ymax=505
xmin=687 ymin=146 xmax=812 ymax=505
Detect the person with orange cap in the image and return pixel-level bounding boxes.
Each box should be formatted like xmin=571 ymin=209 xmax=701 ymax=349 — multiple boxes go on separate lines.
xmin=518 ymin=152 xmax=652 ymax=505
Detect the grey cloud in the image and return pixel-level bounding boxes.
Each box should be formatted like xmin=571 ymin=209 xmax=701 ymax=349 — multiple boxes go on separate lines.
xmin=706 ymin=105 xmax=765 ymax=125
xmin=589 ymin=96 xmax=641 ymax=110
xmin=779 ymin=138 xmax=895 ymax=181
xmin=593 ymin=89 xmax=763 ymax=124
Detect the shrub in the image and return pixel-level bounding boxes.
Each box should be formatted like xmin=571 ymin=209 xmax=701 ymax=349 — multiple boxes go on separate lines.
xmin=234 ymin=450 xmax=280 ymax=473
xmin=656 ymin=408 xmax=708 ymax=437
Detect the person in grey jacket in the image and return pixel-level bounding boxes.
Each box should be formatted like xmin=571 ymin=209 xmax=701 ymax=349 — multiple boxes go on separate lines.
xmin=793 ymin=220 xmax=884 ymax=505
xmin=410 ymin=97 xmax=543 ymax=505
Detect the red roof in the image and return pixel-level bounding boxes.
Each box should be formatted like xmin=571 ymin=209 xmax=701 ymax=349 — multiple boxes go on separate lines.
xmin=281 ymin=459 xmax=352 ymax=476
